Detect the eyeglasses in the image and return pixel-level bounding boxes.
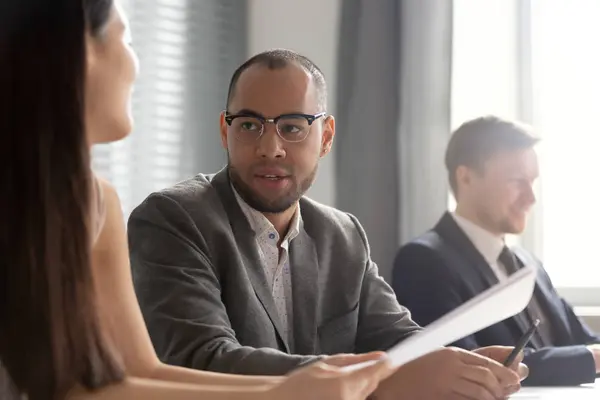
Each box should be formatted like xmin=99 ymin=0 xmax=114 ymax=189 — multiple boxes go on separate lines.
xmin=224 ymin=111 xmax=326 ymax=143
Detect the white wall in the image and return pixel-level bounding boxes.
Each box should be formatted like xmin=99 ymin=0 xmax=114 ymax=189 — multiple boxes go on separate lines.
xmin=247 ymin=0 xmax=341 ymax=206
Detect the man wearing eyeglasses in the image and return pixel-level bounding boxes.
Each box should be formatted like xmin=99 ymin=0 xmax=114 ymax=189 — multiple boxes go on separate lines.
xmin=128 ymin=49 xmax=526 ymax=399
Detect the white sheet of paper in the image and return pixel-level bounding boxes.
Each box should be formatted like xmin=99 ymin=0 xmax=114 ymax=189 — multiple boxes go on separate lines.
xmin=342 ymin=264 xmax=537 ymax=371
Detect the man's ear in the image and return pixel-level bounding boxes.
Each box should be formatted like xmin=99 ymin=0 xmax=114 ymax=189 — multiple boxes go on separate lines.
xmin=320 ymin=115 xmax=335 ymax=157
xmin=220 ymin=111 xmax=229 ymax=149
xmin=456 ymin=165 xmax=478 ymax=191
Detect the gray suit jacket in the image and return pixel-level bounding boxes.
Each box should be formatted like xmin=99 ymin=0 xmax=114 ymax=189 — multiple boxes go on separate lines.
xmin=129 ymin=168 xmax=421 ymax=375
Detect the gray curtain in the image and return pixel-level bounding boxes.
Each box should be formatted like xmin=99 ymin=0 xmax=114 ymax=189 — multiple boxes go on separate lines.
xmin=336 ymin=0 xmax=453 ymax=281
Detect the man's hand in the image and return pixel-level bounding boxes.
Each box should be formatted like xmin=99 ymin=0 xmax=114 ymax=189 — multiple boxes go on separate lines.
xmin=473 ymin=346 xmax=529 ymax=382
xmin=370 ymin=347 xmax=522 ymax=400
xmin=586 ymin=344 xmax=600 ymax=373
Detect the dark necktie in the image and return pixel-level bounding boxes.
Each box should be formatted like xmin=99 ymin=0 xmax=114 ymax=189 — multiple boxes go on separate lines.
xmin=498 ymin=246 xmax=524 ymax=275
xmin=498 ymin=246 xmax=553 ymax=348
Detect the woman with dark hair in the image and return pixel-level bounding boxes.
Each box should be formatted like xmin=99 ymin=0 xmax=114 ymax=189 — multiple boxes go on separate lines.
xmin=0 ymin=0 xmax=394 ymax=399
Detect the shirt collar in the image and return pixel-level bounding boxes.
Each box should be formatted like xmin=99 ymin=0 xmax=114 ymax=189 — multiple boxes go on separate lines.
xmin=232 ymin=185 xmax=301 ymax=245
xmin=451 ymin=212 xmax=505 ymax=265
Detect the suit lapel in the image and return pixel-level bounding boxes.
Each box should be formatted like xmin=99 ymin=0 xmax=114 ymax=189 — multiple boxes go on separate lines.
xmin=435 ymin=212 xmax=499 ymax=287
xmin=435 ymin=212 xmax=530 ymax=337
xmin=513 ymin=249 xmax=570 ymax=343
xmin=212 ymin=168 xmax=290 ymax=352
xmin=533 ymin=284 xmax=569 ymax=343
xmin=289 ymin=225 xmax=319 ymax=355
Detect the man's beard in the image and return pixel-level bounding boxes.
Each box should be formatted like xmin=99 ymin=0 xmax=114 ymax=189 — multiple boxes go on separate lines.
xmin=228 ymin=157 xmax=318 ymax=214
xmin=477 ymin=208 xmax=524 ymax=235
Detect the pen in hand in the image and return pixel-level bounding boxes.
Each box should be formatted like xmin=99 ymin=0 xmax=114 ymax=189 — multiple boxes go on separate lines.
xmin=503 ymin=319 xmax=540 ymax=367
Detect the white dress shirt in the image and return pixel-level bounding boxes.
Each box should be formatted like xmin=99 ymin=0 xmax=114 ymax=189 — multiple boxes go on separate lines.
xmin=451 ymin=212 xmax=508 ymax=280
xmin=233 ymin=187 xmax=300 ymax=346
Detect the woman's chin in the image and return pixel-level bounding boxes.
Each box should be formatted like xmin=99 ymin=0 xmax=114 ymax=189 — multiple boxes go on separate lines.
xmin=89 ymin=120 xmax=133 ymax=145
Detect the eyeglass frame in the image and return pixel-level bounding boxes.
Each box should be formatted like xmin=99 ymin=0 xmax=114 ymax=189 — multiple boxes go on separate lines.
xmin=223 ymin=110 xmax=327 ymax=143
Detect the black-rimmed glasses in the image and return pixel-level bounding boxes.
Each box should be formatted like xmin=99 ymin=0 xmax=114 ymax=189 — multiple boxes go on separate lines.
xmin=224 ymin=111 xmax=326 ymax=143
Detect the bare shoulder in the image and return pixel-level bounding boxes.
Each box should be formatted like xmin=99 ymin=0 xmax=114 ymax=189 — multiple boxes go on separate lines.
xmin=95 ymin=177 xmax=125 ymax=226
xmin=93 ymin=177 xmax=127 ymax=255
xmin=95 ymin=176 xmax=121 ymax=206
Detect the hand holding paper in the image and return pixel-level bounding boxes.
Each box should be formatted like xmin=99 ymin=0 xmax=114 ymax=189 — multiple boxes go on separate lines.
xmin=370 ymin=346 xmax=523 ymax=399
xmin=341 ymin=266 xmax=536 ymax=399
xmin=343 ymin=264 xmax=537 ymax=371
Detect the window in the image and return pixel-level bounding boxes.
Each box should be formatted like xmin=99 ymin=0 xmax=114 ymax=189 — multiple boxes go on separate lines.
xmin=451 ymin=0 xmax=521 ymax=127
xmin=452 ymin=0 xmax=600 ymax=301
xmin=531 ymin=0 xmax=600 ymax=289
xmin=450 ymin=0 xmax=522 ymax=247
xmin=92 ymin=0 xmax=247 ymax=217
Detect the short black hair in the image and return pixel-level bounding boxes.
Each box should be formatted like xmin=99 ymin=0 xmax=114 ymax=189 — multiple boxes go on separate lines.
xmin=225 ymin=48 xmax=327 ymax=111
xmin=445 ymin=115 xmax=540 ymax=195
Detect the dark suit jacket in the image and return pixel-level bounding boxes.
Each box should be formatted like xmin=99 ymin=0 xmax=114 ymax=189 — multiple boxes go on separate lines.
xmin=392 ymin=212 xmax=600 ymax=386
xmin=128 ymin=168 xmax=421 ymax=375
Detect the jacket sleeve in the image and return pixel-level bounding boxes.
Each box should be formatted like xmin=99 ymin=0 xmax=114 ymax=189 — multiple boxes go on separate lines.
xmin=519 ymin=265 xmax=599 ymax=385
xmin=348 ymin=215 xmax=423 ymax=354
xmin=520 ymin=345 xmax=596 ymax=386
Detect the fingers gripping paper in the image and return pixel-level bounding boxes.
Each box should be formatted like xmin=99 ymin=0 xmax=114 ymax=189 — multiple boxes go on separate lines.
xmin=344 ymin=265 xmax=537 ymax=371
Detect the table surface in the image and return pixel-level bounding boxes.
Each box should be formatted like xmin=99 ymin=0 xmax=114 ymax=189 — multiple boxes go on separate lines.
xmin=510 ymin=378 xmax=599 ymax=399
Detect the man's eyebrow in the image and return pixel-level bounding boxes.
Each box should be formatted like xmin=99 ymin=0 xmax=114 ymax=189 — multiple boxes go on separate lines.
xmin=232 ymin=109 xmax=264 ymax=118
xmin=232 ymin=109 xmax=310 ymax=118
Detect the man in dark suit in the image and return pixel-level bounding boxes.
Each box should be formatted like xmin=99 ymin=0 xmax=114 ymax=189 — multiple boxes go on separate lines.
xmin=392 ymin=115 xmax=600 ymax=386
xmin=128 ymin=50 xmax=526 ymax=399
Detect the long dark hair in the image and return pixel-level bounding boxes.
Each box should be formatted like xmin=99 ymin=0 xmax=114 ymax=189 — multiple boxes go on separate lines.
xmin=0 ymin=0 xmax=124 ymax=398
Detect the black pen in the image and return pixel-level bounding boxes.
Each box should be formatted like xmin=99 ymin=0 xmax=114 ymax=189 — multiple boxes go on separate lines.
xmin=503 ymin=319 xmax=540 ymax=367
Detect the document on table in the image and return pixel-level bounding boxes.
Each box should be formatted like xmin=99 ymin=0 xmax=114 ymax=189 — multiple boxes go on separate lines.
xmin=343 ymin=264 xmax=537 ymax=371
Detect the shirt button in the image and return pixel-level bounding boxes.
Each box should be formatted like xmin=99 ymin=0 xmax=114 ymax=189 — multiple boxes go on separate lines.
xmin=268 ymin=233 xmax=276 ymax=240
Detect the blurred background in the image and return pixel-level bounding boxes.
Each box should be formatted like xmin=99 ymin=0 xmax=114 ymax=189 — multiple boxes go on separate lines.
xmin=93 ymin=0 xmax=600 ymax=326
